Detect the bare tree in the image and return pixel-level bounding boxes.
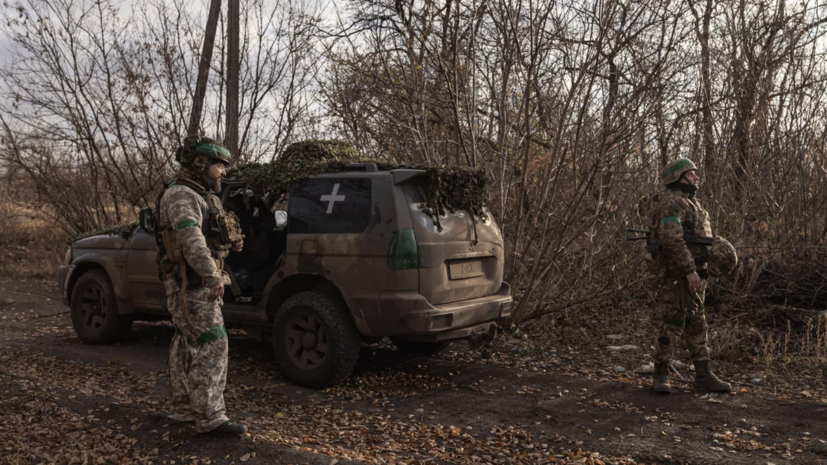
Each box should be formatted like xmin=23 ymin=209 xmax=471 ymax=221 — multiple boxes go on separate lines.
xmin=0 ymin=0 xmax=321 ymax=232
xmin=322 ymin=0 xmax=827 ymax=323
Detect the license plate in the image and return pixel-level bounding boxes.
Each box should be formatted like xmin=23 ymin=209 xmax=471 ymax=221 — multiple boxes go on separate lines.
xmin=449 ymin=260 xmax=484 ymax=280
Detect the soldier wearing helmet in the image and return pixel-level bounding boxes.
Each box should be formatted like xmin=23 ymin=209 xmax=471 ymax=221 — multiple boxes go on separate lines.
xmin=647 ymin=159 xmax=735 ymax=394
xmin=155 ymin=135 xmax=246 ymax=435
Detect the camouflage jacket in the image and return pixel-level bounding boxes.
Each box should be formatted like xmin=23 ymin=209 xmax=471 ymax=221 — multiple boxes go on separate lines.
xmin=158 ymin=180 xmax=230 ymax=292
xmin=650 ymin=189 xmax=713 ymax=278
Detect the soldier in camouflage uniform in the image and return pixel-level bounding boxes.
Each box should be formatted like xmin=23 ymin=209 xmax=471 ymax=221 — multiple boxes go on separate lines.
xmin=648 ymin=159 xmax=731 ymax=394
xmin=156 ymin=136 xmax=247 ymax=435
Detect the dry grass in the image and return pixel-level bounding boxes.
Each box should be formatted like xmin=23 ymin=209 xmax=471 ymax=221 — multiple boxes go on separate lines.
xmin=0 ymin=225 xmax=68 ymax=279
xmin=524 ymin=283 xmax=827 ymax=396
xmin=0 ymin=202 xmax=70 ymax=280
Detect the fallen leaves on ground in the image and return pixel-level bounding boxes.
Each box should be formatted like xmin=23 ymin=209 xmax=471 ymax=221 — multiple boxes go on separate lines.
xmin=0 ymin=367 xmax=159 ymax=464
xmin=0 ymin=350 xmax=639 ymax=465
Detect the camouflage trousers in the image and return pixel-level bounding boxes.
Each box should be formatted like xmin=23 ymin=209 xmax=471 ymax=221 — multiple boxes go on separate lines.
xmin=652 ymin=277 xmax=710 ymax=363
xmin=165 ymin=282 xmax=229 ymax=433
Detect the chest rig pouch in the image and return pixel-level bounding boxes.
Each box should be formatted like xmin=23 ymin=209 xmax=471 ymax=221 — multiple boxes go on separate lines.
xmin=204 ymin=195 xmax=244 ymax=252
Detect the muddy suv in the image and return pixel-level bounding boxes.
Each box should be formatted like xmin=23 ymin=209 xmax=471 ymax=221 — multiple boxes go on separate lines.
xmin=58 ymin=164 xmax=512 ymax=387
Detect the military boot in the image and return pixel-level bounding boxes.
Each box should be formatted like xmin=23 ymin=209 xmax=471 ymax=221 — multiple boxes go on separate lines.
xmin=205 ymin=421 xmax=247 ymax=436
xmin=652 ymin=362 xmax=671 ymax=394
xmin=693 ymin=360 xmax=732 ymax=392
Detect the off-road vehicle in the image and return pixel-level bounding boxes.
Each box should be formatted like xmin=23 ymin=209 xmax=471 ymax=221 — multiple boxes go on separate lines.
xmin=58 ymin=163 xmax=512 ymax=387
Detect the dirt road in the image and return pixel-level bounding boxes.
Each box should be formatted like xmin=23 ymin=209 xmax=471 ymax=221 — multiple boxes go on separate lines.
xmin=2 ymin=276 xmax=826 ymax=465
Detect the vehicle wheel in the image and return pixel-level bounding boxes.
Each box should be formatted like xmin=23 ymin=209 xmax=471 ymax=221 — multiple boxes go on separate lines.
xmin=390 ymin=337 xmax=450 ymax=356
xmin=70 ymin=269 xmax=132 ymax=344
xmin=272 ymin=292 xmax=361 ymax=388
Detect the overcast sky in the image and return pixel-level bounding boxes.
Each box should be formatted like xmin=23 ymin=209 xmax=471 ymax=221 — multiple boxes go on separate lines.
xmin=0 ymin=0 xmax=337 ymax=65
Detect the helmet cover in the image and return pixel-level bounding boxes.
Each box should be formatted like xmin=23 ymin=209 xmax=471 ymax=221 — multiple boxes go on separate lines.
xmin=708 ymin=236 xmax=738 ymax=277
xmin=661 ymin=158 xmax=698 ymax=186
xmin=175 ymin=135 xmax=232 ymax=167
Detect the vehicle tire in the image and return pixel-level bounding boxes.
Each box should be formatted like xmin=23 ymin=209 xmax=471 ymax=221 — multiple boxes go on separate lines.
xmin=390 ymin=337 xmax=450 ymax=356
xmin=70 ymin=269 xmax=132 ymax=344
xmin=272 ymin=292 xmax=361 ymax=388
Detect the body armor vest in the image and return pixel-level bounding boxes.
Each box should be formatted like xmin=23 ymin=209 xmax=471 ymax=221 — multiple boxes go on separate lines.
xmin=646 ymin=190 xmax=713 ymax=277
xmin=155 ymin=174 xmax=244 ymax=288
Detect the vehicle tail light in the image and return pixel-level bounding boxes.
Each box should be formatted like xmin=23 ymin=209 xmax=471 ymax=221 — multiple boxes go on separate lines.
xmin=387 ymin=228 xmax=418 ymax=270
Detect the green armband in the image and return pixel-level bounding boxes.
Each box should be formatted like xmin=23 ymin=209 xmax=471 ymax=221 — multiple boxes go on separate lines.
xmin=175 ymin=220 xmax=200 ymax=230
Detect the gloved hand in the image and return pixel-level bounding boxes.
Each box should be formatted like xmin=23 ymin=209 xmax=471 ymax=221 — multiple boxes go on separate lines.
xmin=208 ymin=283 xmax=225 ymax=302
xmin=686 ymin=271 xmax=701 ymax=294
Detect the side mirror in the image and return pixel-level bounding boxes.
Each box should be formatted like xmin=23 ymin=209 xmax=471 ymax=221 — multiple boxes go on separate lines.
xmin=139 ymin=208 xmax=155 ymax=233
xmin=274 ymin=210 xmax=287 ymax=231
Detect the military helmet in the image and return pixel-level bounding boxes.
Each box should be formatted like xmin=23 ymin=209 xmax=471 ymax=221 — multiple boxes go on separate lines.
xmin=708 ymin=236 xmax=738 ymax=277
xmin=661 ymin=159 xmax=697 ymax=186
xmin=175 ymin=134 xmax=233 ymax=167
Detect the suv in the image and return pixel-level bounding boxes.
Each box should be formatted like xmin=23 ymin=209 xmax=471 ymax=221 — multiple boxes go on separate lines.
xmin=58 ymin=164 xmax=512 ymax=387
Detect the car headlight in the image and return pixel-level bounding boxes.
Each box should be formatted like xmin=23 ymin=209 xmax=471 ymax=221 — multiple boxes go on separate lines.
xmin=64 ymin=248 xmax=72 ymax=265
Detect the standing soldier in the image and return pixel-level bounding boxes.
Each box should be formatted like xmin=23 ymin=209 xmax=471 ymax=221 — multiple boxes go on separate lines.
xmin=155 ymin=135 xmax=246 ymax=434
xmin=647 ymin=159 xmax=737 ymax=394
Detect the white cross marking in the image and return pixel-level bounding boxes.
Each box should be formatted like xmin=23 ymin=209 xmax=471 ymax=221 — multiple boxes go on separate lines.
xmin=320 ymin=183 xmax=346 ymax=214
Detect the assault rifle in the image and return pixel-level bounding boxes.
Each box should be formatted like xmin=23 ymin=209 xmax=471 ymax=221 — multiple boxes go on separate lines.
xmin=625 ymin=229 xmax=714 ymax=246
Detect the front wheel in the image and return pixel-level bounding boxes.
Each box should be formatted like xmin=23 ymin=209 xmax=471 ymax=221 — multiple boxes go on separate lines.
xmin=272 ymin=292 xmax=361 ymax=388
xmin=70 ymin=269 xmax=132 ymax=344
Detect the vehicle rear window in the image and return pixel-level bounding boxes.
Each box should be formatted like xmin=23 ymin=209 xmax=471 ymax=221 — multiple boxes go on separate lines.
xmin=288 ymin=178 xmax=372 ymax=234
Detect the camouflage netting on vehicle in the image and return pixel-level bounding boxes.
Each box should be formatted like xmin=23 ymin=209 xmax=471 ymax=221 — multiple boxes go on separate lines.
xmin=72 ymin=222 xmax=138 ymax=243
xmin=233 ymin=140 xmax=365 ymax=194
xmin=232 ymin=140 xmax=488 ymax=230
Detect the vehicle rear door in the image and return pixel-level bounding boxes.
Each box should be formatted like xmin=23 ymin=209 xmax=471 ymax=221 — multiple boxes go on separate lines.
xmin=399 ymin=179 xmax=504 ymax=305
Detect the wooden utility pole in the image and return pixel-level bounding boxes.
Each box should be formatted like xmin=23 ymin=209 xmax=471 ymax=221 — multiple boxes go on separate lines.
xmin=187 ymin=0 xmax=223 ymax=136
xmin=225 ymin=0 xmax=240 ymax=158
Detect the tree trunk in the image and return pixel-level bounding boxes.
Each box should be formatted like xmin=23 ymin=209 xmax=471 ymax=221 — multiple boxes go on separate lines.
xmin=187 ymin=0 xmax=223 ymax=136
xmin=225 ymin=0 xmax=240 ymax=158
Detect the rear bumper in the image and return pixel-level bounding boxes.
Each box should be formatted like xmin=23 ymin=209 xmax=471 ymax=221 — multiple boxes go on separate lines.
xmin=369 ymin=282 xmax=512 ymax=341
xmin=57 ymin=264 xmax=73 ymax=306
